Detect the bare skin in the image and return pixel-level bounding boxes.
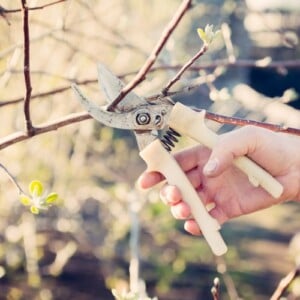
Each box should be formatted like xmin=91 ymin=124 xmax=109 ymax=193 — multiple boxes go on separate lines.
xmin=138 ymin=126 xmax=300 ymax=235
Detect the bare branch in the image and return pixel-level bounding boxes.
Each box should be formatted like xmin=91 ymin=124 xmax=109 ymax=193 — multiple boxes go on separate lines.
xmin=0 ymin=105 xmax=299 ymax=151
xmin=21 ymin=0 xmax=34 ymax=134
xmin=0 ymin=112 xmax=91 ymax=150
xmin=162 ymin=43 xmax=208 ymax=95
xmin=203 ymin=109 xmax=300 ymax=135
xmin=2 ymin=0 xmax=67 ymax=14
xmin=270 ymin=266 xmax=300 ymax=300
xmin=0 ymin=163 xmax=25 ymax=194
xmin=107 ymin=0 xmax=193 ymax=111
xmin=0 ymin=79 xmax=98 ymax=107
xmin=2 ymin=58 xmax=300 ymax=108
xmin=27 ymin=0 xmax=67 ymax=11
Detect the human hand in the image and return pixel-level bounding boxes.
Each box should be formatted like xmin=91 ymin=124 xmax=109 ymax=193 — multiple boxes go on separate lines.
xmin=138 ymin=126 xmax=300 ymax=235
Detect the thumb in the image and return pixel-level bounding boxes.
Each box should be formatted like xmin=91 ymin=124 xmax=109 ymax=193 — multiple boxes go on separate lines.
xmin=203 ymin=126 xmax=260 ymax=177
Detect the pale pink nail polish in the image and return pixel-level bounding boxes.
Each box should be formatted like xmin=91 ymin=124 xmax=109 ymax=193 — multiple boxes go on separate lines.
xmin=203 ymin=158 xmax=219 ymax=175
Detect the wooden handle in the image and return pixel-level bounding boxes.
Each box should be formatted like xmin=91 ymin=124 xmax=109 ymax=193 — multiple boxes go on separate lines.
xmin=168 ymin=103 xmax=283 ymax=199
xmin=140 ymin=139 xmax=228 ymax=256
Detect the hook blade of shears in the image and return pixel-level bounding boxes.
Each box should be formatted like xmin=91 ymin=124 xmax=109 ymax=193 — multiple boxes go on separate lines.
xmin=97 ymin=63 xmax=148 ymax=111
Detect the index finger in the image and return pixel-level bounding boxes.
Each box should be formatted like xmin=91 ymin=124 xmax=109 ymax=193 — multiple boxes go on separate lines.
xmin=137 ymin=171 xmax=165 ymax=189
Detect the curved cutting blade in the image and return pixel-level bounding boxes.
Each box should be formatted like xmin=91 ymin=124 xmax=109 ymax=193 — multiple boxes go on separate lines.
xmin=97 ymin=63 xmax=148 ymax=111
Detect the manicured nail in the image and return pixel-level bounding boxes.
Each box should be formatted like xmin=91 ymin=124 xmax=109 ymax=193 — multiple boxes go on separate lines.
xmin=160 ymin=188 xmax=168 ymax=204
xmin=203 ymin=158 xmax=219 ymax=175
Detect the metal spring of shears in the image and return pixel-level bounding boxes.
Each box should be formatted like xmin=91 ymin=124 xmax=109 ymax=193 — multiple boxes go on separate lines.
xmin=160 ymin=128 xmax=181 ymax=151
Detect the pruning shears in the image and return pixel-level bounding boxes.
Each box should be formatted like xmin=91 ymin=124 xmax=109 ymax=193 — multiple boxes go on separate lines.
xmin=72 ymin=64 xmax=283 ymax=256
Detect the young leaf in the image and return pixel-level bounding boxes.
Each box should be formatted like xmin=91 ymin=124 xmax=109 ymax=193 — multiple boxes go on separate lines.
xmin=29 ymin=180 xmax=44 ymax=197
xmin=46 ymin=192 xmax=58 ymax=204
xmin=20 ymin=195 xmax=31 ymax=206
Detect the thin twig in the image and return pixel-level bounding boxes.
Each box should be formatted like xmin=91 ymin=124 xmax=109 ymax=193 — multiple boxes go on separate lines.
xmin=2 ymin=58 xmax=300 ymax=108
xmin=211 ymin=277 xmax=221 ymax=300
xmin=2 ymin=0 xmax=66 ymax=14
xmin=0 ymin=79 xmax=97 ymax=107
xmin=106 ymin=0 xmax=192 ymax=111
xmin=203 ymin=109 xmax=300 ymax=135
xmin=162 ymin=44 xmax=208 ymax=95
xmin=215 ymin=256 xmax=240 ymax=300
xmin=270 ymin=266 xmax=300 ymax=300
xmin=21 ymin=0 xmax=34 ymax=135
xmin=221 ymin=23 xmax=236 ymax=63
xmin=0 ymin=163 xmax=25 ymax=194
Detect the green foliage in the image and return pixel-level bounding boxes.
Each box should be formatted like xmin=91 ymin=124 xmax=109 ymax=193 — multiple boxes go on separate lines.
xmin=197 ymin=24 xmax=220 ymax=45
xmin=19 ymin=180 xmax=59 ymax=214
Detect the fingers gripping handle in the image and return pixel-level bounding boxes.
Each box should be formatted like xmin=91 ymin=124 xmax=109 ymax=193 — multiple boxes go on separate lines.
xmin=140 ymin=140 xmax=228 ymax=256
xmin=168 ymin=103 xmax=283 ymax=199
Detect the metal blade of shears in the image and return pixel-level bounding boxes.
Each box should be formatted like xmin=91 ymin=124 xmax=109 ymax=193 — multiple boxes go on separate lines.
xmin=97 ymin=64 xmax=148 ymax=111
xmin=97 ymin=64 xmax=157 ymax=150
xmin=71 ymin=82 xmax=163 ymax=150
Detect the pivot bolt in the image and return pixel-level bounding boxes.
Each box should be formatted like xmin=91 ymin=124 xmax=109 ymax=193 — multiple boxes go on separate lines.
xmin=136 ymin=112 xmax=150 ymax=125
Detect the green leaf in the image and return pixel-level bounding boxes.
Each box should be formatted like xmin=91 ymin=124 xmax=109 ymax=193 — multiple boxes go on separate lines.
xmin=197 ymin=24 xmax=220 ymax=45
xmin=46 ymin=192 xmax=58 ymax=204
xmin=29 ymin=180 xmax=44 ymax=197
xmin=20 ymin=195 xmax=31 ymax=206
xmin=30 ymin=206 xmax=40 ymax=214
xmin=197 ymin=28 xmax=206 ymax=42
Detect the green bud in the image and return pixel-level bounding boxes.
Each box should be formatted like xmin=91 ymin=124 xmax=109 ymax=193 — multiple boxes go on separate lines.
xmin=30 ymin=206 xmax=40 ymax=214
xmin=46 ymin=192 xmax=58 ymax=204
xmin=29 ymin=180 xmax=44 ymax=197
xmin=20 ymin=195 xmax=31 ymax=206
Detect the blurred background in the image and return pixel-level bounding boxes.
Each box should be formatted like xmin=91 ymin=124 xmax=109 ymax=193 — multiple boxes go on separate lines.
xmin=0 ymin=0 xmax=300 ymax=299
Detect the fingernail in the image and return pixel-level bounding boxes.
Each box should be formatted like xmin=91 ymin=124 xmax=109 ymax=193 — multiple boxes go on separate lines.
xmin=203 ymin=158 xmax=219 ymax=175
xmin=160 ymin=185 xmax=177 ymax=205
xmin=160 ymin=187 xmax=168 ymax=204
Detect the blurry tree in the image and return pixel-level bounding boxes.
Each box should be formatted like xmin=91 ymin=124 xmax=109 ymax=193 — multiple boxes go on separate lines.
xmin=0 ymin=1 xmax=300 ymax=300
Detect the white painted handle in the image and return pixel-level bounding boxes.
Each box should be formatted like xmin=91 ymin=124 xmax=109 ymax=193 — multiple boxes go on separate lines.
xmin=168 ymin=103 xmax=283 ymax=199
xmin=140 ymin=139 xmax=228 ymax=256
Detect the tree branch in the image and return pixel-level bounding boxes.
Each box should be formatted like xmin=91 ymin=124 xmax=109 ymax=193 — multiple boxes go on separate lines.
xmin=0 ymin=106 xmax=299 ymax=151
xmin=2 ymin=0 xmax=67 ymax=14
xmin=21 ymin=0 xmax=34 ymax=135
xmin=2 ymin=58 xmax=300 ymax=108
xmin=0 ymin=112 xmax=91 ymax=150
xmin=162 ymin=43 xmax=208 ymax=95
xmin=106 ymin=0 xmax=193 ymax=111
xmin=270 ymin=266 xmax=300 ymax=300
xmin=0 ymin=163 xmax=25 ymax=194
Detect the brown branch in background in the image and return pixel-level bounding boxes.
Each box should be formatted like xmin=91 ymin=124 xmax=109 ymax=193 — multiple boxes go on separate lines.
xmin=203 ymin=109 xmax=300 ymax=135
xmin=162 ymin=44 xmax=208 ymax=95
xmin=0 ymin=163 xmax=25 ymax=194
xmin=0 ymin=78 xmax=97 ymax=107
xmin=21 ymin=0 xmax=34 ymax=135
xmin=270 ymin=266 xmax=300 ymax=300
xmin=27 ymin=0 xmax=67 ymax=11
xmin=2 ymin=58 xmax=300 ymax=108
xmin=107 ymin=0 xmax=192 ymax=111
xmin=1 ymin=0 xmax=67 ymax=14
xmin=0 ymin=112 xmax=91 ymax=150
xmin=0 ymin=107 xmax=299 ymax=151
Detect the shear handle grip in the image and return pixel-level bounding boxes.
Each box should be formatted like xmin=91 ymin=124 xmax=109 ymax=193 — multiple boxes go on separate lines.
xmin=140 ymin=139 xmax=228 ymax=256
xmin=168 ymin=103 xmax=283 ymax=199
